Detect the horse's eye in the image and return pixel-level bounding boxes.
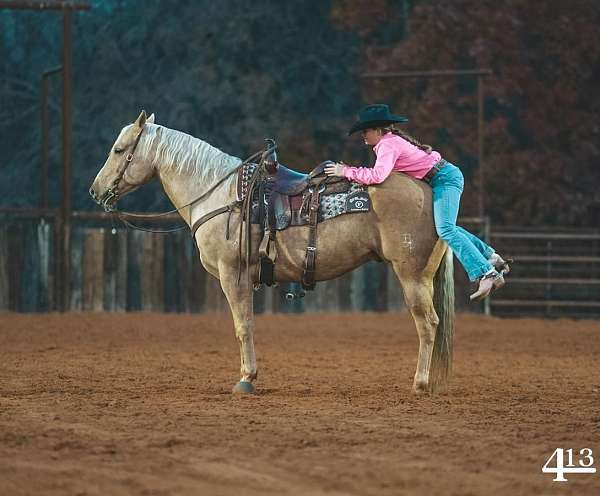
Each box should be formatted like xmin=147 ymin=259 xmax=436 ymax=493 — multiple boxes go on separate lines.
xmin=114 ymin=147 xmax=124 ymax=154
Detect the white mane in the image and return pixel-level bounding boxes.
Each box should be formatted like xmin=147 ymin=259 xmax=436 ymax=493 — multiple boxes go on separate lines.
xmin=139 ymin=123 xmax=242 ymax=188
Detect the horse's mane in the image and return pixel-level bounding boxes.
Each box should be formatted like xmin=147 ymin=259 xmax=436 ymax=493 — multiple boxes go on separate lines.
xmin=139 ymin=123 xmax=241 ymax=187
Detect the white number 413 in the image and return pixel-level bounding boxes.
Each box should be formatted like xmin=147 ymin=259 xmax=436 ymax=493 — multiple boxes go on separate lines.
xmin=542 ymin=448 xmax=596 ymax=482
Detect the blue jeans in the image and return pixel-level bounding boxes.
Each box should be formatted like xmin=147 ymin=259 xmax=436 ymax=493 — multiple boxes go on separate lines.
xmin=430 ymin=163 xmax=494 ymax=281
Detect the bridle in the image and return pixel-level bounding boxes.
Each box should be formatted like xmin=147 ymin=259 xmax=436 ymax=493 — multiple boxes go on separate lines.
xmin=100 ymin=126 xmax=146 ymax=213
xmin=95 ymin=126 xmax=271 ymax=235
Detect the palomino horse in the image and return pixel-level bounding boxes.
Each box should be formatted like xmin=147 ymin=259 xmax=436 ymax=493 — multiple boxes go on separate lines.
xmin=90 ymin=111 xmax=454 ymax=395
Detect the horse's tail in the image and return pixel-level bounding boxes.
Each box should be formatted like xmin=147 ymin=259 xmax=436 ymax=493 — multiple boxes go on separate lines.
xmin=430 ymin=245 xmax=455 ymax=392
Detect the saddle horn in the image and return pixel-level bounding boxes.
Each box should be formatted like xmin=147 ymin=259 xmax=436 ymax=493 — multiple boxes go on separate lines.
xmin=261 ymin=138 xmax=278 ymax=175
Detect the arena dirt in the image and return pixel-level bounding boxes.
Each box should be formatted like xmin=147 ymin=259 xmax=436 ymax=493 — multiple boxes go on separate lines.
xmin=0 ymin=311 xmax=598 ymax=495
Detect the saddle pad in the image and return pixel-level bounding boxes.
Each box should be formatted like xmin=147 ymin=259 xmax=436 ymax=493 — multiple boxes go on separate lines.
xmin=319 ymin=182 xmax=370 ymax=220
xmin=252 ymin=182 xmax=370 ymax=228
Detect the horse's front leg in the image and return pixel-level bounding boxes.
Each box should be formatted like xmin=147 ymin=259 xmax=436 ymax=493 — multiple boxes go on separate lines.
xmin=219 ymin=267 xmax=258 ymax=394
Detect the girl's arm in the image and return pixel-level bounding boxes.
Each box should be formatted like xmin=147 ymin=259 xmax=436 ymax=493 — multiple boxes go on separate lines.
xmin=341 ymin=143 xmax=398 ymax=185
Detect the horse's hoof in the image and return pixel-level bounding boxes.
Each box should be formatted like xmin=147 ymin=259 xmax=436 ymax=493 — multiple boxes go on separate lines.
xmin=232 ymin=381 xmax=256 ymax=395
xmin=413 ymin=382 xmax=431 ymax=395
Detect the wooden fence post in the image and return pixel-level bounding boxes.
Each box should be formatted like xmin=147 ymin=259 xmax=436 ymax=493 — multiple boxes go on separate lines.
xmin=83 ymin=228 xmax=104 ymax=311
xmin=0 ymin=225 xmax=8 ymax=311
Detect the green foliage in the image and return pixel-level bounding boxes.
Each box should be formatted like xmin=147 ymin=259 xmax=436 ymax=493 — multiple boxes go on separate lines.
xmin=1 ymin=0 xmax=360 ymax=211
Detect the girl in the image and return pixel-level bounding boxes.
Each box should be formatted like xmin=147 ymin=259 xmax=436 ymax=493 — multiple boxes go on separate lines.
xmin=324 ymin=103 xmax=509 ymax=301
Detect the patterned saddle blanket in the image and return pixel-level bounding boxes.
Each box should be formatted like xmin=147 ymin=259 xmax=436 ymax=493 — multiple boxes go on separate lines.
xmin=236 ymin=162 xmax=371 ymax=230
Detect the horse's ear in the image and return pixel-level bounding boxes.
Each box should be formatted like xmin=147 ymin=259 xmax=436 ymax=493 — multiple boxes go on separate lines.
xmin=134 ymin=110 xmax=147 ymax=128
xmin=147 ymin=113 xmax=155 ymax=124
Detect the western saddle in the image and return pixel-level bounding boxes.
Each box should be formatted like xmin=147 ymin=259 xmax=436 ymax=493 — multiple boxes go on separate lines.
xmin=236 ymin=139 xmax=363 ymax=295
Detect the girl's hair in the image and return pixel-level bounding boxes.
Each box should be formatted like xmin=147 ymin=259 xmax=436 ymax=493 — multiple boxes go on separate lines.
xmin=382 ymin=125 xmax=433 ymax=154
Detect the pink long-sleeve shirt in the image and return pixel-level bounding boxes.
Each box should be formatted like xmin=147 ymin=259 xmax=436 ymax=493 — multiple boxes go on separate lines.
xmin=343 ymin=132 xmax=441 ymax=185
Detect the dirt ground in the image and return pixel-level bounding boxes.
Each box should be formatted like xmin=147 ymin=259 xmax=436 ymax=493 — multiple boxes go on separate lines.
xmin=0 ymin=311 xmax=599 ymax=496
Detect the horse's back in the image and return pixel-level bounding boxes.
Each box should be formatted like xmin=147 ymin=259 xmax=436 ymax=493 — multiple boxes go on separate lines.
xmin=369 ymin=172 xmax=434 ymax=232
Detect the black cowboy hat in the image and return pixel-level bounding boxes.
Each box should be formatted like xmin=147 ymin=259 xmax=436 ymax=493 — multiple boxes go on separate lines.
xmin=348 ymin=104 xmax=408 ymax=135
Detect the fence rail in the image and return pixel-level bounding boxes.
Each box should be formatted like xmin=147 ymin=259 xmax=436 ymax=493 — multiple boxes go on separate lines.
xmin=0 ymin=213 xmax=480 ymax=314
xmin=489 ymin=229 xmax=600 ymax=318
xmin=1 ymin=214 xmax=598 ymax=317
xmin=0 ymin=221 xmax=410 ymax=314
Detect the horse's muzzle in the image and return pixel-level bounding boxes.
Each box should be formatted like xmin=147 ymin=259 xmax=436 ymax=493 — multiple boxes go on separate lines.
xmin=90 ymin=187 xmax=117 ymax=212
xmin=89 ymin=187 xmax=99 ymax=203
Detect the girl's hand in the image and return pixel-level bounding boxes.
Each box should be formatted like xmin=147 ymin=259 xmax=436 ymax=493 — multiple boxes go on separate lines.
xmin=324 ymin=162 xmax=347 ymax=177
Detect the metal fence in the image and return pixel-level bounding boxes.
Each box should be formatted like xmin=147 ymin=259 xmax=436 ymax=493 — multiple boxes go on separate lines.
xmin=488 ymin=229 xmax=600 ymax=318
xmin=1 ymin=214 xmax=597 ymax=317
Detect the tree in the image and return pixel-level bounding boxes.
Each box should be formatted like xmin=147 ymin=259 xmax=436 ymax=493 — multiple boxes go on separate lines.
xmin=331 ymin=0 xmax=600 ymax=226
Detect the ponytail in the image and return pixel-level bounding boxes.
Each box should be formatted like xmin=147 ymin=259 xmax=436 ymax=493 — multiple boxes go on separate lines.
xmin=382 ymin=125 xmax=433 ymax=154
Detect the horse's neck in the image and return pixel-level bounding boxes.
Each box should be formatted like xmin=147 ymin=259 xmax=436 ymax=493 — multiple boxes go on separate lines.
xmin=147 ymin=125 xmax=240 ymax=225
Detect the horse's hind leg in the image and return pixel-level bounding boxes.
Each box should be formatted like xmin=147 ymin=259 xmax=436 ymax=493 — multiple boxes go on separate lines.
xmin=218 ymin=267 xmax=258 ymax=394
xmin=395 ymin=267 xmax=439 ymax=394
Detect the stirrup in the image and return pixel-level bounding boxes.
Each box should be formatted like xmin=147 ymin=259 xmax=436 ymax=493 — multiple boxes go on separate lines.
xmin=285 ymin=289 xmax=306 ymax=300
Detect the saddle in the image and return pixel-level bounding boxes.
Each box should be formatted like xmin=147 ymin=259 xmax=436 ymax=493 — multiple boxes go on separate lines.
xmin=237 ymin=140 xmax=371 ymax=293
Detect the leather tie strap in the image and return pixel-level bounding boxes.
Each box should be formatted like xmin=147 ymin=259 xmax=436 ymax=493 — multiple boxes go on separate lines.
xmin=301 ymin=177 xmax=326 ymax=290
xmin=191 ymin=201 xmax=240 ymax=239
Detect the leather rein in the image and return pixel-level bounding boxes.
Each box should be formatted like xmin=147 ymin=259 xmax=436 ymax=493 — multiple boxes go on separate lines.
xmin=103 ymin=125 xmax=267 ymax=236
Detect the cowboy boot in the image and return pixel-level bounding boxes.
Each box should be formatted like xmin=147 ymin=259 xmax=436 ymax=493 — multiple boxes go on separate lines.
xmin=470 ymin=270 xmax=505 ymax=302
xmin=488 ymin=252 xmax=512 ymax=275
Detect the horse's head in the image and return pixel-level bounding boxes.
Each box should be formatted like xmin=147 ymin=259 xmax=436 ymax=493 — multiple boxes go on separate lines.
xmin=89 ymin=110 xmax=156 ymax=211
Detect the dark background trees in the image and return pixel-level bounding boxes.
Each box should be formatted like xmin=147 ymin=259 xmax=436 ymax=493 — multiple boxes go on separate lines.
xmin=1 ymin=0 xmax=598 ymax=226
